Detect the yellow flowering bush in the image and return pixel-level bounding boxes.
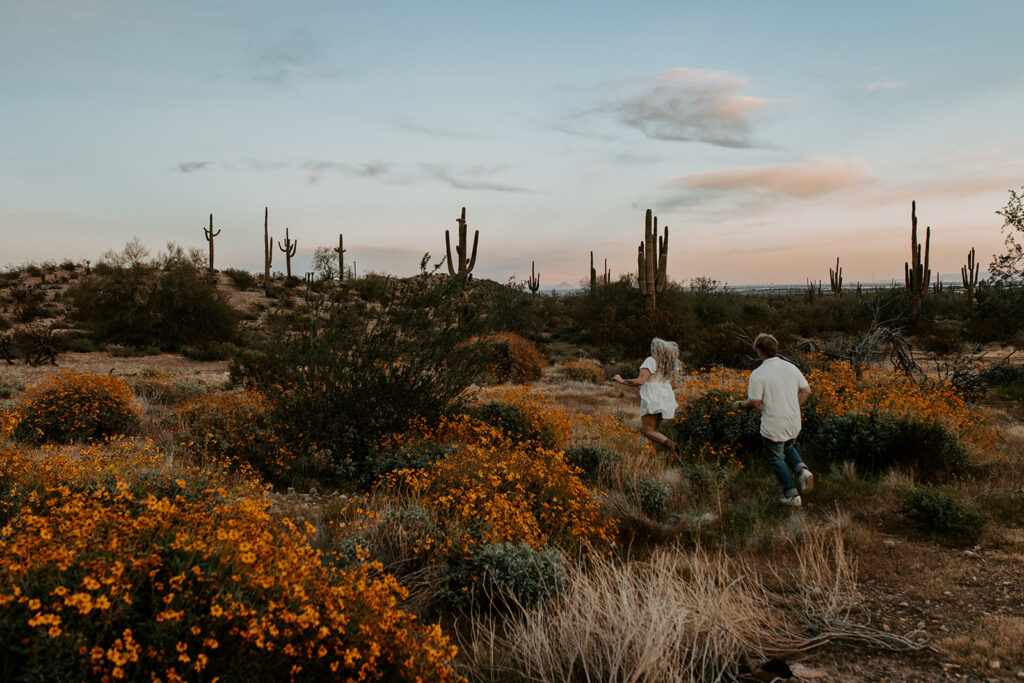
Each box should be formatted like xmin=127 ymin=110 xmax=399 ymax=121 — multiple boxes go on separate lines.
xmin=0 ymin=442 xmax=459 ymax=682
xmin=555 ymin=359 xmax=605 ymax=384
xmin=474 ymin=332 xmax=546 ymax=384
xmin=472 ymin=385 xmax=572 ymax=451
xmin=172 ymin=390 xmax=326 ymax=484
xmin=10 ymin=370 xmax=139 ymax=444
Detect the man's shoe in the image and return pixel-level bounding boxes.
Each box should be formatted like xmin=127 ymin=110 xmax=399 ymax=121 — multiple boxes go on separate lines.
xmin=798 ymin=468 xmax=814 ymax=494
xmin=780 ymin=495 xmax=802 ymax=507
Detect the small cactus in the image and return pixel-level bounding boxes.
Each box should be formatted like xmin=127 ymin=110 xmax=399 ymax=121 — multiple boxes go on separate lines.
xmin=278 ymin=227 xmax=297 ymax=279
xmin=445 ymin=207 xmax=479 ymax=281
xmin=263 ymin=207 xmax=273 ymax=288
xmin=829 ymin=257 xmax=842 ymax=296
xmin=527 ymin=261 xmax=540 ymax=294
xmin=203 ymin=213 xmax=221 ymax=273
xmin=961 ymin=247 xmax=979 ymax=304
xmin=637 ymin=209 xmax=669 ymax=309
xmin=904 ymin=200 xmax=931 ymax=326
xmin=333 ymin=234 xmax=346 ymax=282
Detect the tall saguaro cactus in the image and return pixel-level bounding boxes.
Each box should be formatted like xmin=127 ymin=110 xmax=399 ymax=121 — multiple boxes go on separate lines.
xmin=203 ymin=214 xmax=221 ymax=273
xmin=590 ymin=252 xmax=598 ymax=293
xmin=263 ymin=207 xmax=273 ymax=288
xmin=333 ymin=234 xmax=346 ymax=282
xmin=445 ymin=207 xmax=479 ymax=281
xmin=637 ymin=209 xmax=669 ymax=309
xmin=905 ymin=200 xmax=931 ymax=326
xmin=961 ymin=247 xmax=979 ymax=304
xmin=829 ymin=257 xmax=843 ymax=295
xmin=278 ymin=227 xmax=297 ymax=279
xmin=527 ymin=261 xmax=540 ymax=294
xmin=603 ymin=258 xmax=610 ymax=285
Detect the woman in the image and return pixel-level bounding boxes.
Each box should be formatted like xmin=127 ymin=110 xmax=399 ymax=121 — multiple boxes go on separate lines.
xmin=612 ymin=338 xmax=680 ymax=456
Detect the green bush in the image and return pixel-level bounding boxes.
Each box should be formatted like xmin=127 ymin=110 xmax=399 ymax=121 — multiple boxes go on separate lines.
xmin=446 ymin=542 xmax=567 ymax=610
xmin=70 ymin=261 xmax=238 ymax=351
xmin=233 ymin=275 xmax=485 ymax=484
xmin=222 ymin=267 xmax=260 ymax=290
xmin=900 ymin=487 xmax=988 ymax=546
xmin=563 ymin=445 xmax=620 ymax=477
xmin=809 ymin=412 xmax=970 ymax=481
xmin=674 ymin=390 xmax=762 ymax=459
xmin=469 ymin=402 xmax=560 ymax=449
xmin=625 ymin=476 xmax=670 ymax=518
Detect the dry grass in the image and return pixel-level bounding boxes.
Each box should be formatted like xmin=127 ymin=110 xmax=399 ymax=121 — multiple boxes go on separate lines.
xmin=458 ymin=524 xmax=868 ymax=682
xmin=937 ymin=614 xmax=1024 ymax=670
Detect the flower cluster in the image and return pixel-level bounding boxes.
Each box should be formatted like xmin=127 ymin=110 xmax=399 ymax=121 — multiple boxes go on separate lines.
xmin=10 ymin=370 xmax=139 ymax=444
xmin=172 ymin=389 xmax=318 ymax=483
xmin=473 ymin=385 xmax=573 ymax=450
xmin=0 ymin=442 xmax=459 ymax=682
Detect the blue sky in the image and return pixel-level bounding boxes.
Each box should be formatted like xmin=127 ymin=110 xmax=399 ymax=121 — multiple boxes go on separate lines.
xmin=2 ymin=0 xmax=1022 ymax=286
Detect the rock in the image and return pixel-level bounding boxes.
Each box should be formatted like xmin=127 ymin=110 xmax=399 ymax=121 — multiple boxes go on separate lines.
xmin=883 ymin=624 xmax=891 ymax=632
xmin=884 ymin=539 xmax=896 ymax=548
xmin=990 ymin=660 xmax=1001 ymax=669
xmin=790 ymin=662 xmax=828 ymax=679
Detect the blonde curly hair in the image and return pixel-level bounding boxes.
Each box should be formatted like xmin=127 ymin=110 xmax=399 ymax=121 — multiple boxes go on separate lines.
xmin=650 ymin=338 xmax=680 ymax=380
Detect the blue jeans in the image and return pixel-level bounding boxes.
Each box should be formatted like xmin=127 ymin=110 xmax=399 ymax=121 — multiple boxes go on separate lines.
xmin=762 ymin=436 xmax=806 ymax=498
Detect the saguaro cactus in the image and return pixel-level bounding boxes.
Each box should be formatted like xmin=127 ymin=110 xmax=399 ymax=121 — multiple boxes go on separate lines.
xmin=904 ymin=200 xmax=931 ymax=326
xmin=263 ymin=207 xmax=273 ymax=288
xmin=829 ymin=257 xmax=843 ymax=295
xmin=527 ymin=261 xmax=540 ymax=294
xmin=637 ymin=209 xmax=669 ymax=309
xmin=333 ymin=234 xmax=346 ymax=282
xmin=445 ymin=207 xmax=479 ymax=281
xmin=278 ymin=227 xmax=297 ymax=279
xmin=590 ymin=252 xmax=598 ymax=293
xmin=203 ymin=214 xmax=221 ymax=273
xmin=603 ymin=258 xmax=610 ymax=285
xmin=961 ymin=247 xmax=979 ymax=304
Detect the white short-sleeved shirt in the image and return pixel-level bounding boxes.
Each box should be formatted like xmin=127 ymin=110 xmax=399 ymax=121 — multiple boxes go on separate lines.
xmin=747 ymin=357 xmax=810 ymax=442
xmin=639 ymin=356 xmax=678 ymax=418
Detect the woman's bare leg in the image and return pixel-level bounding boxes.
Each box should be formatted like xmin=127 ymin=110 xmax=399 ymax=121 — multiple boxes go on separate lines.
xmin=642 ymin=414 xmax=678 ymax=455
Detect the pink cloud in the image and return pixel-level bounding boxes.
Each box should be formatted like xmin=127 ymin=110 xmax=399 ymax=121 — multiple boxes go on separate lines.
xmin=666 ymin=159 xmax=872 ymax=199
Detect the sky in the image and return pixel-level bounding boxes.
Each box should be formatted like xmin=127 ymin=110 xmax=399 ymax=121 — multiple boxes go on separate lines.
xmin=2 ymin=0 xmax=1023 ymax=288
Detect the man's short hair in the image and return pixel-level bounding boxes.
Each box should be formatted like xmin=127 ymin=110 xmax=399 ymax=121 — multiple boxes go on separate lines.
xmin=753 ymin=333 xmax=778 ymax=358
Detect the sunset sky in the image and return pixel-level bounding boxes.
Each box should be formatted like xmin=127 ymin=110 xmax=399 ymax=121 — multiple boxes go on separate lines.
xmin=2 ymin=0 xmax=1023 ymax=287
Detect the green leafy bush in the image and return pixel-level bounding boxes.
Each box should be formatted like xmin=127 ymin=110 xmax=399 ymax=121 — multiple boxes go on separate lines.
xmin=446 ymin=542 xmax=567 ymax=610
xmin=674 ymin=390 xmax=762 ymax=459
xmin=563 ymin=445 xmax=620 ymax=477
xmin=900 ymin=487 xmax=988 ymax=546
xmin=809 ymin=412 xmax=970 ymax=481
xmin=625 ymin=476 xmax=670 ymax=518
xmin=232 ymin=275 xmax=485 ymax=484
xmin=222 ymin=267 xmax=259 ymax=290
xmin=71 ymin=261 xmax=238 ymax=351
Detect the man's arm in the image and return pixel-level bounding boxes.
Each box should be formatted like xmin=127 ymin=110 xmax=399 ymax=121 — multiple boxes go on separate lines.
xmin=798 ymin=386 xmax=811 ymax=406
xmin=731 ymin=397 xmax=761 ymax=410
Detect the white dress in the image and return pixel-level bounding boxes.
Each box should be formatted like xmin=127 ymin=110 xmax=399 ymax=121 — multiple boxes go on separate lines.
xmin=638 ymin=357 xmax=678 ymax=418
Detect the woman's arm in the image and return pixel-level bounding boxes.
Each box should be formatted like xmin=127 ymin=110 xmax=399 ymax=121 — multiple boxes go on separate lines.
xmin=612 ymin=368 xmax=652 ymax=387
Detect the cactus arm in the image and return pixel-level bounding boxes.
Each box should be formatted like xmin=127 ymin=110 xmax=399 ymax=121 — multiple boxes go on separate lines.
xmin=638 ymin=242 xmax=647 ymax=296
xmin=445 ymin=230 xmax=456 ymax=277
xmin=467 ymin=230 xmax=479 ymax=274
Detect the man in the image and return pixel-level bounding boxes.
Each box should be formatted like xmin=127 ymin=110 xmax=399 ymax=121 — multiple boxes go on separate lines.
xmin=731 ymin=333 xmax=813 ymax=507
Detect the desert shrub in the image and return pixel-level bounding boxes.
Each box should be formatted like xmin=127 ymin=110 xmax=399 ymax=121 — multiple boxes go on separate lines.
xmin=472 ymin=386 xmax=572 ymax=451
xmin=8 ymin=283 xmax=47 ymax=323
xmin=966 ymin=284 xmax=1024 ymax=343
xmin=556 ymin=359 xmax=605 ymax=384
xmin=563 ymin=445 xmax=620 ymax=477
xmin=810 ymin=412 xmax=970 ymax=481
xmin=469 ymin=402 xmax=561 ymax=450
xmin=222 ymin=267 xmax=259 ymax=290
xmin=233 ymin=275 xmax=485 ymax=484
xmin=384 ymin=440 xmax=614 ymax=556
xmin=475 ymin=332 xmax=546 ymax=384
xmin=445 ymin=542 xmax=567 ymax=610
xmin=172 ymin=390 xmax=317 ymax=484
xmin=0 ymin=445 xmax=459 ymax=682
xmin=131 ymin=369 xmax=207 ymax=405
xmin=0 ymin=377 xmax=24 ymax=400
xmin=900 ymin=486 xmax=988 ymax=546
xmin=674 ymin=390 xmax=762 ymax=460
xmin=608 ymin=358 xmax=643 ymax=380
xmin=180 ymin=341 xmax=237 ymax=361
xmin=371 ymin=441 xmax=456 ymax=481
xmin=11 ymin=371 xmax=139 ymax=444
xmin=985 ymin=362 xmax=1024 ymax=401
xmin=106 ymin=344 xmax=160 ymax=357
xmin=70 ymin=261 xmax=238 ymax=351
xmin=625 ymin=476 xmax=670 ymax=518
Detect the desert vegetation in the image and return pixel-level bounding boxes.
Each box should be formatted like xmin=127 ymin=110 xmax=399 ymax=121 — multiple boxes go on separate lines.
xmin=1 ymin=197 xmax=1023 ymax=681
